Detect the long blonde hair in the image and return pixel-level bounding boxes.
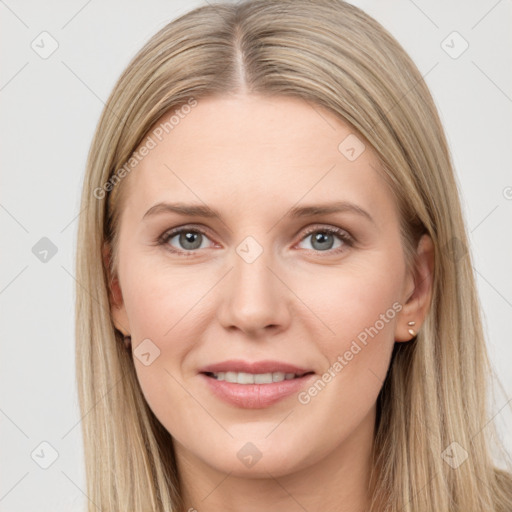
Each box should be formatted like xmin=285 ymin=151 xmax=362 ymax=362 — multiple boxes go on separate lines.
xmin=75 ymin=1 xmax=512 ymax=510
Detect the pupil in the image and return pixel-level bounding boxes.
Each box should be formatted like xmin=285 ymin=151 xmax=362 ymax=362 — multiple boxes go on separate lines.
xmin=312 ymin=232 xmax=333 ymax=250
xmin=180 ymin=231 xmax=202 ymax=250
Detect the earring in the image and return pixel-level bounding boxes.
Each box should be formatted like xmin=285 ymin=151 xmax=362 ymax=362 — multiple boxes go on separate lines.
xmin=407 ymin=321 xmax=416 ymax=337
xmin=123 ymin=335 xmax=132 ymax=348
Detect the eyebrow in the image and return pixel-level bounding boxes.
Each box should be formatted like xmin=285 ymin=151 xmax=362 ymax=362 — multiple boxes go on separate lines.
xmin=142 ymin=200 xmax=375 ymax=225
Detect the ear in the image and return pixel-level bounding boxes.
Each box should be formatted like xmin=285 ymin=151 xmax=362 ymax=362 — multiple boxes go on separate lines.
xmin=103 ymin=244 xmax=131 ymax=337
xmin=394 ymin=233 xmax=435 ymax=342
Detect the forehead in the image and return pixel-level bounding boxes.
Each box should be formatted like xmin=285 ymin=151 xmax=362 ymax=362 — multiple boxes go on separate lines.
xmin=122 ymin=94 xmax=395 ymax=223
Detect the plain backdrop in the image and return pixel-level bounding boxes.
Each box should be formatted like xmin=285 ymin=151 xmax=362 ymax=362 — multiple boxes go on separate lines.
xmin=1 ymin=1 xmax=511 ymax=510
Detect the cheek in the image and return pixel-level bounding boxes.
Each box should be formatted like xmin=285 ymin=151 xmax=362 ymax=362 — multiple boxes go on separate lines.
xmin=286 ymin=267 xmax=401 ymax=456
xmin=119 ymin=255 xmax=220 ymax=362
xmin=304 ymin=254 xmax=403 ymax=353
xmin=296 ymin=252 xmax=404 ymax=423
xmin=120 ymin=264 xmax=206 ymax=425
xmin=122 ymin=257 xmax=204 ymax=341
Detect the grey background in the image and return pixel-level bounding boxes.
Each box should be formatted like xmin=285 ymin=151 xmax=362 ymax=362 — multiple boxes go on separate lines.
xmin=1 ymin=0 xmax=511 ymax=510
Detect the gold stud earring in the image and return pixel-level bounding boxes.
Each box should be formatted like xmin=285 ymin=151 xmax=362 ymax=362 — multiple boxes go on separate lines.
xmin=408 ymin=321 xmax=416 ymax=337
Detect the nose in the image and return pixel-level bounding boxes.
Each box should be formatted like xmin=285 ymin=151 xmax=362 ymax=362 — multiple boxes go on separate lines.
xmin=216 ymin=245 xmax=292 ymax=337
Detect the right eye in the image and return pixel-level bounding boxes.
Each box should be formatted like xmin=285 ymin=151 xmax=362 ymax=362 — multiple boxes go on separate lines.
xmin=158 ymin=226 xmax=215 ymax=255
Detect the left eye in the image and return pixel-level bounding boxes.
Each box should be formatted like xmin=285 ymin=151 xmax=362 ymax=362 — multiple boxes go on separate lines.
xmin=297 ymin=227 xmax=352 ymax=253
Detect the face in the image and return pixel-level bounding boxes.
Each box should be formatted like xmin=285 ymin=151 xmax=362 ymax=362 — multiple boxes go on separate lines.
xmin=108 ymin=94 xmax=431 ymax=479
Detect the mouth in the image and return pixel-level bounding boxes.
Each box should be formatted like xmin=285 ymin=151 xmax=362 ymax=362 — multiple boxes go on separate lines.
xmin=198 ymin=360 xmax=316 ymax=408
xmin=202 ymin=370 xmax=314 ymax=384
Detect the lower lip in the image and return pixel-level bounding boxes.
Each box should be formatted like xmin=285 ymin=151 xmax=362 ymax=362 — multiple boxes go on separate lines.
xmin=199 ymin=373 xmax=315 ymax=409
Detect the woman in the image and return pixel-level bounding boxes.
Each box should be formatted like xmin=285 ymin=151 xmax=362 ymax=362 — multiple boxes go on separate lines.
xmin=75 ymin=1 xmax=512 ymax=510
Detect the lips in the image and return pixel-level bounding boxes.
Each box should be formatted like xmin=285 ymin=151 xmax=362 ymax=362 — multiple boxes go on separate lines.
xmin=198 ymin=359 xmax=316 ymax=409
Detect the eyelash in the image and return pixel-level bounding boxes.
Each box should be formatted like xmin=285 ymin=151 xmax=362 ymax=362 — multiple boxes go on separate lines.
xmin=156 ymin=224 xmax=354 ymax=257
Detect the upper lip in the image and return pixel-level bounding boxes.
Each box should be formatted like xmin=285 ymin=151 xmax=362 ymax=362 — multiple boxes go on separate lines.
xmin=199 ymin=359 xmax=314 ymax=375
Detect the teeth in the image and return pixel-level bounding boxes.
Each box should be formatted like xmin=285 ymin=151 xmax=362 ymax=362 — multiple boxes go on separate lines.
xmin=211 ymin=371 xmax=302 ymax=383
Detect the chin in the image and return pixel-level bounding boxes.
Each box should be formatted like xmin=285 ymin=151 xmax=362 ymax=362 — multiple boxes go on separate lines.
xmin=192 ymin=434 xmax=315 ymax=478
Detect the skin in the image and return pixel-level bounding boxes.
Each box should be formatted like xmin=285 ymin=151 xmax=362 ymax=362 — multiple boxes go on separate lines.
xmin=106 ymin=94 xmax=434 ymax=512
